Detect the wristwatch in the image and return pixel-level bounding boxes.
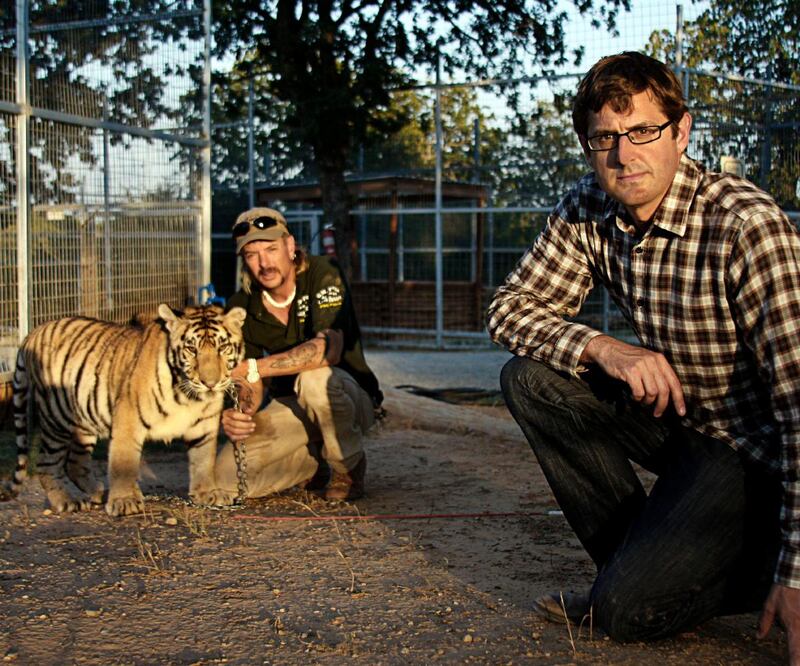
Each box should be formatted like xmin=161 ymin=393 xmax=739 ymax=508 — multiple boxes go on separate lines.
xmin=246 ymin=358 xmax=260 ymax=383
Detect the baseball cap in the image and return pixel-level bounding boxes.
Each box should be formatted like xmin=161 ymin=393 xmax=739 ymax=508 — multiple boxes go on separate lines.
xmin=232 ymin=207 xmax=290 ymax=253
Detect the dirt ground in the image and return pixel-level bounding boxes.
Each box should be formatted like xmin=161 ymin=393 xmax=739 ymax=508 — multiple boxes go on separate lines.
xmin=0 ymin=387 xmax=789 ymax=665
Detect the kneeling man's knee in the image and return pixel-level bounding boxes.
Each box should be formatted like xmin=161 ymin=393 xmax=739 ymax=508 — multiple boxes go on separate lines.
xmin=500 ymin=357 xmax=555 ymax=407
xmin=295 ymin=366 xmax=335 ymax=403
xmin=592 ymin=582 xmax=700 ymax=642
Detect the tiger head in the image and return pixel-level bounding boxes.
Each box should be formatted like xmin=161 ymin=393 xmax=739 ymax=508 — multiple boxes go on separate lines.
xmin=158 ymin=304 xmax=247 ymax=399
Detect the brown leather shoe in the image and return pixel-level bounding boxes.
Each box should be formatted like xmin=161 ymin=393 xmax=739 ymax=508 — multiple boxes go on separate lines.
xmin=324 ymin=455 xmax=366 ymax=501
xmin=298 ymin=460 xmax=331 ymax=492
xmin=531 ymin=589 xmax=592 ymax=625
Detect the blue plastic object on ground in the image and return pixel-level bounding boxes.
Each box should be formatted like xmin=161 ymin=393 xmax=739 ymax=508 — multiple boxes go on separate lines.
xmin=197 ymin=283 xmax=226 ymax=306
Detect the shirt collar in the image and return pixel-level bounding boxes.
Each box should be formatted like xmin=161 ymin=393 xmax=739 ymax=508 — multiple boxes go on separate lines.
xmin=602 ymin=154 xmax=702 ymax=238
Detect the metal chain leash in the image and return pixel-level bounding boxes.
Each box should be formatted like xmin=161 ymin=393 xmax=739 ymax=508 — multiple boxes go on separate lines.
xmin=228 ymin=385 xmax=249 ymax=505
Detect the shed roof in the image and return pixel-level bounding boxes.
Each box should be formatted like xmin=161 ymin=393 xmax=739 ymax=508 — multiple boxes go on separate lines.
xmin=256 ymin=175 xmax=490 ymax=205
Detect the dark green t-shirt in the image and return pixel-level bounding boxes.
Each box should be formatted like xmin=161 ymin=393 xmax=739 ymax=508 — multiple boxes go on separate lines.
xmin=227 ymin=255 xmax=383 ymax=406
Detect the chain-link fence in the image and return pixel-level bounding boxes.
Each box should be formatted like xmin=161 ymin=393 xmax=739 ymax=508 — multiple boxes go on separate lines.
xmin=0 ymin=0 xmax=211 ymax=380
xmin=349 ymin=71 xmax=799 ymax=348
xmin=211 ymin=1 xmax=799 ymax=348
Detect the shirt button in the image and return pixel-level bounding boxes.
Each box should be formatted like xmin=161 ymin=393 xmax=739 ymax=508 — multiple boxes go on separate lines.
xmin=634 ymin=246 xmax=644 ymax=255
xmin=636 ymin=298 xmax=645 ymax=308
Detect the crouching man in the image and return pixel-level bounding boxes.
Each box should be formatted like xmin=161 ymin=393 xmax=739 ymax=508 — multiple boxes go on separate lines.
xmin=217 ymin=207 xmax=383 ymax=502
xmin=487 ymin=52 xmax=800 ymax=659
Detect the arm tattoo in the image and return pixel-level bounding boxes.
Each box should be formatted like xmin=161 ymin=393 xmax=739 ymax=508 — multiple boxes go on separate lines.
xmin=234 ymin=380 xmax=257 ymax=413
xmin=269 ymin=340 xmax=321 ymax=369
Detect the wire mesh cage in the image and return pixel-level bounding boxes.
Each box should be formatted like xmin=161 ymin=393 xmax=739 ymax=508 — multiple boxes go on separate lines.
xmin=208 ymin=1 xmax=797 ymax=348
xmin=0 ymin=0 xmax=210 ymax=396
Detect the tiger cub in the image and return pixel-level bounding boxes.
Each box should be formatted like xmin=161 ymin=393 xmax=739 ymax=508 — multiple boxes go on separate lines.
xmin=7 ymin=304 xmax=246 ymax=517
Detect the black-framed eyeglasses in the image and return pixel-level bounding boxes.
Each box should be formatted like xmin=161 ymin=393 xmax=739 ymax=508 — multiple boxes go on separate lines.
xmin=585 ymin=120 xmax=674 ymax=152
xmin=232 ymin=216 xmax=281 ymax=239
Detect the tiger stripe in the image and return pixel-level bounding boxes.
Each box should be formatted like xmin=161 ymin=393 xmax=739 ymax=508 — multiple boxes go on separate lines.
xmin=4 ymin=303 xmax=246 ymax=516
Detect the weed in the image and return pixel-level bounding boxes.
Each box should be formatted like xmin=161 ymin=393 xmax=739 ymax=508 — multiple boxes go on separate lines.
xmin=336 ymin=547 xmax=357 ymax=594
xmin=134 ymin=528 xmax=169 ymax=574
xmin=560 ymin=591 xmax=577 ymax=656
xmin=168 ymin=505 xmax=210 ymax=537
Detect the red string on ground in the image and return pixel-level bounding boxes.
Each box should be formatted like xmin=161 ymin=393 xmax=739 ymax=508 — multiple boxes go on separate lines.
xmin=231 ymin=510 xmax=563 ymax=522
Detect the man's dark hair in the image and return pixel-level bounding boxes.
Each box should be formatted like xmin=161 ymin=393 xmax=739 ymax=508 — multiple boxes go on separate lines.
xmin=572 ymin=51 xmax=688 ymax=137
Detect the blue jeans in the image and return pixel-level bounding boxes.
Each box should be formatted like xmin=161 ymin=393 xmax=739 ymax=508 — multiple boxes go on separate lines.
xmin=500 ymin=356 xmax=781 ymax=641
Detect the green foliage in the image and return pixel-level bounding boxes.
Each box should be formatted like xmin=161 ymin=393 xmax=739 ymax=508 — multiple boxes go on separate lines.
xmin=212 ymin=0 xmax=631 ymax=276
xmin=0 ymin=1 xmax=205 ymax=205
xmin=360 ymin=88 xmax=436 ymax=173
xmin=210 ymin=71 xmax=314 ymax=189
xmin=688 ymin=0 xmax=798 ymax=84
xmin=645 ymin=0 xmax=799 ymax=210
xmin=489 ymin=99 xmax=585 ymax=207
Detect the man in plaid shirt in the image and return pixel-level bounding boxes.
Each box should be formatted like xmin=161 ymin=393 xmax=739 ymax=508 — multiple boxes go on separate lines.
xmin=488 ymin=51 xmax=800 ymax=655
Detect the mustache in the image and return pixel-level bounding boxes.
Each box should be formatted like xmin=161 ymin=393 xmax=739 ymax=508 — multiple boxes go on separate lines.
xmin=259 ymin=269 xmax=279 ymax=277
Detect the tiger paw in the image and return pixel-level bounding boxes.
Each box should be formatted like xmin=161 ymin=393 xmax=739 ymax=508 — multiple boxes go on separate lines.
xmin=86 ymin=480 xmax=106 ymax=505
xmin=88 ymin=487 xmax=105 ymax=506
xmin=105 ymin=495 xmax=145 ymax=517
xmin=50 ymin=497 xmax=93 ymax=513
xmin=190 ymin=488 xmax=237 ymax=507
xmin=45 ymin=489 xmax=93 ymax=514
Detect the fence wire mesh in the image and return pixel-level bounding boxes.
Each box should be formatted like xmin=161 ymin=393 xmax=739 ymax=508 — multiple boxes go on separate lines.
xmin=203 ymin=1 xmax=799 ymax=347
xmin=21 ymin=1 xmax=204 ymax=130
xmin=0 ymin=113 xmax=15 ymax=373
xmin=687 ymin=71 xmax=800 ymax=204
xmin=0 ymin=1 xmax=209 ymax=380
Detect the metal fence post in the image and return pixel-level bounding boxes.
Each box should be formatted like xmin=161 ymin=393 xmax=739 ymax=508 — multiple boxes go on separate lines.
xmin=360 ymin=213 xmax=368 ymax=280
xmin=760 ymin=71 xmax=773 ymax=191
xmin=471 ymin=118 xmax=479 ymax=283
xmin=16 ymin=0 xmax=30 ymax=340
xmin=434 ymin=53 xmax=444 ymax=349
xmin=102 ymin=96 xmax=114 ymax=316
xmin=309 ymin=214 xmax=320 ymax=255
xmin=248 ymin=78 xmax=255 ymax=209
xmin=676 ymin=5 xmax=689 ymax=101
xmin=200 ymin=0 xmax=212 ymax=289
xmin=398 ymin=211 xmax=405 ymax=282
xmin=487 ymin=189 xmax=494 ymax=288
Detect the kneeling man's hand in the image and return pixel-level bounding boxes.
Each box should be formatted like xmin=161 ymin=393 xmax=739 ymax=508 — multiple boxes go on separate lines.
xmin=221 ymin=407 xmax=257 ymax=442
xmin=221 ymin=374 xmax=264 ymax=441
xmin=581 ymin=335 xmax=686 ymax=418
xmin=232 ymin=375 xmax=263 ymax=415
xmin=758 ymin=583 xmax=800 ymax=664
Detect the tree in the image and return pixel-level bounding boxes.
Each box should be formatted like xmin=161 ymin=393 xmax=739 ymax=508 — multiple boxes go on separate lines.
xmin=645 ymin=0 xmax=799 ymax=209
xmin=213 ymin=0 xmax=630 ymax=279
xmin=0 ymin=1 xmax=204 ymax=206
xmin=685 ymin=0 xmax=799 ymax=85
xmin=487 ymin=96 xmax=585 ymax=207
xmin=359 ymin=85 xmax=506 ymax=180
xmin=209 ymin=70 xmax=313 ymax=193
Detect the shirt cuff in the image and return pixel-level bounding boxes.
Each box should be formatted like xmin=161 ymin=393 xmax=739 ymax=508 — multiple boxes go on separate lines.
xmin=549 ymin=323 xmax=606 ymax=376
xmin=774 ymin=546 xmax=800 ymax=589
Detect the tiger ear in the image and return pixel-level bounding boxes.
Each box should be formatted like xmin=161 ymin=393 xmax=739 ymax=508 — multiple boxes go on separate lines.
xmin=157 ymin=303 xmax=180 ymax=332
xmin=224 ymin=306 xmax=247 ymax=331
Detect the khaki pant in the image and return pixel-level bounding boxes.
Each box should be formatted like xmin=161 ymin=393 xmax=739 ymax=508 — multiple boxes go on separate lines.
xmin=215 ymin=367 xmax=374 ymax=498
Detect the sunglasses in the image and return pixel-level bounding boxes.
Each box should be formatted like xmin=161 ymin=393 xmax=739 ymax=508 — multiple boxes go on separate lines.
xmin=232 ymin=216 xmax=282 ymax=239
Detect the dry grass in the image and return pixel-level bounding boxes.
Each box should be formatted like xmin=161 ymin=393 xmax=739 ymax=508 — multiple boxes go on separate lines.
xmin=560 ymin=591 xmax=578 ymax=656
xmin=133 ymin=528 xmax=170 ymax=574
xmin=167 ymin=504 xmax=211 ymax=537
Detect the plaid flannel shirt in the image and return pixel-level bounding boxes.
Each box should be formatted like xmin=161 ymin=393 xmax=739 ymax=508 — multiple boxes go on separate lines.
xmin=487 ymin=154 xmax=800 ymax=587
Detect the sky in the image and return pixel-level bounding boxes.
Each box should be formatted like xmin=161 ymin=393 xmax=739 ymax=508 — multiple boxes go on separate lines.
xmin=562 ymin=0 xmax=707 ymax=73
